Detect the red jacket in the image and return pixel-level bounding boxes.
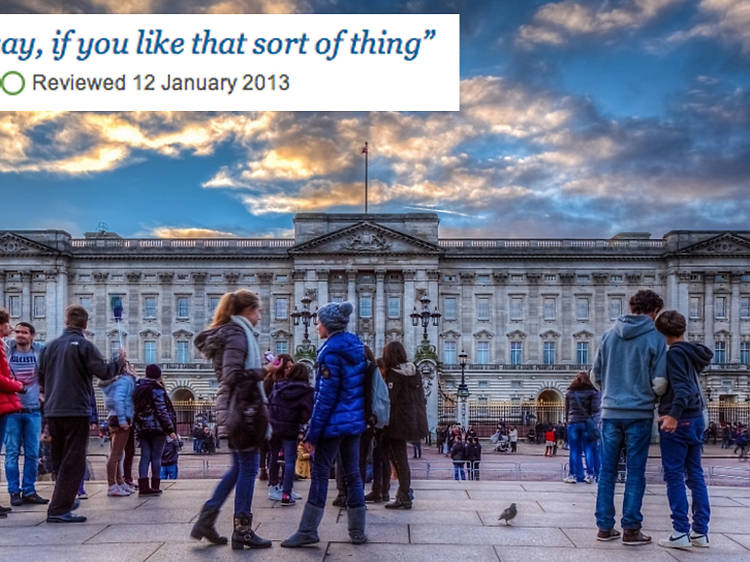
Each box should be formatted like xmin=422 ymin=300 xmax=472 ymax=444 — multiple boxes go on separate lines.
xmin=0 ymin=343 xmax=23 ymax=416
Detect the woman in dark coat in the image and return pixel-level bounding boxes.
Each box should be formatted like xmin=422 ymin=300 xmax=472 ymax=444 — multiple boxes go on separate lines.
xmin=383 ymin=341 xmax=428 ymax=510
xmin=190 ymin=289 xmax=273 ymax=550
xmin=133 ymin=364 xmax=176 ymax=495
xmin=564 ymin=371 xmax=601 ymax=483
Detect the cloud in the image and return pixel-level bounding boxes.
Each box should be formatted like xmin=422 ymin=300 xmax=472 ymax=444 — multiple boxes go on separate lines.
xmin=666 ymin=0 xmax=750 ymax=55
xmin=517 ymin=0 xmax=682 ymax=47
xmin=151 ymin=226 xmax=239 ymax=238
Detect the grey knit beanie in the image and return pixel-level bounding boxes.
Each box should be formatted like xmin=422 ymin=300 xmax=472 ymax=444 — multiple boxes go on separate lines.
xmin=317 ymin=302 xmax=353 ymax=333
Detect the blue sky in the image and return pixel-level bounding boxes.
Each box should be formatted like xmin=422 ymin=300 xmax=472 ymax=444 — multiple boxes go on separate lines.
xmin=1 ymin=0 xmax=749 ymax=239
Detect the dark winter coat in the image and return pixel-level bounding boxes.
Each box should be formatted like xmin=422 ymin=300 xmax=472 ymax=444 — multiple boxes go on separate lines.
xmin=194 ymin=322 xmax=268 ymax=449
xmin=385 ymin=362 xmax=428 ymax=442
xmin=38 ymin=328 xmax=122 ymax=417
xmin=161 ymin=437 xmax=183 ymax=465
xmin=269 ymin=379 xmax=314 ymax=440
xmin=565 ymin=388 xmax=601 ymax=424
xmin=658 ymin=341 xmax=713 ymax=420
xmin=450 ymin=441 xmax=467 ymax=461
xmin=305 ymin=331 xmax=366 ymax=445
xmin=466 ymin=442 xmax=482 ymax=462
xmin=133 ymin=378 xmax=176 ymax=437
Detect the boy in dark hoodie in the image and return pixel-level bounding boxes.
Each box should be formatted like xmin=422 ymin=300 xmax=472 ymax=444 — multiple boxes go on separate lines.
xmin=654 ymin=310 xmax=712 ymax=551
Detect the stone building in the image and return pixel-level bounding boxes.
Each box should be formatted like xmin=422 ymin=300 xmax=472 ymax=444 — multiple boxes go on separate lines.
xmin=2 ymin=213 xmax=749 ymax=429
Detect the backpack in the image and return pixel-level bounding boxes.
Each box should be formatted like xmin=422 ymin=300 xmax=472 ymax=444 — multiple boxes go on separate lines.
xmin=365 ymin=360 xmax=391 ymax=429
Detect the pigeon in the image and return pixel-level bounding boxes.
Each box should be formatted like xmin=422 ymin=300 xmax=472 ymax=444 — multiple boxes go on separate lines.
xmin=498 ymin=503 xmax=517 ymax=526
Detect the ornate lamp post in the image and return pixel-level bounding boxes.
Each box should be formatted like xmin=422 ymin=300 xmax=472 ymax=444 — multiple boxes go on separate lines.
xmin=457 ymin=350 xmax=470 ymax=429
xmin=410 ymin=294 xmax=441 ymax=344
xmin=291 ymin=296 xmax=318 ymax=364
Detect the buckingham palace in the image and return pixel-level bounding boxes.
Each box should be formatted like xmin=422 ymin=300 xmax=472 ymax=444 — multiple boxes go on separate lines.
xmin=2 ymin=212 xmax=750 ymax=429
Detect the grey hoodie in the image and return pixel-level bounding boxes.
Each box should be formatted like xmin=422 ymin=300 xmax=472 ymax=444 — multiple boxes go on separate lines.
xmin=593 ymin=314 xmax=667 ymax=420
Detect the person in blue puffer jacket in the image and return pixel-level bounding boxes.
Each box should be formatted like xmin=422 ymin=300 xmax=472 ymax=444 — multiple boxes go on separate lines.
xmin=282 ymin=301 xmax=367 ymax=549
xmin=100 ymin=363 xmax=136 ymax=497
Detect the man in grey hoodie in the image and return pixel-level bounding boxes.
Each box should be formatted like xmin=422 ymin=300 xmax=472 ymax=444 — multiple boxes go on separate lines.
xmin=592 ymin=289 xmax=667 ymax=546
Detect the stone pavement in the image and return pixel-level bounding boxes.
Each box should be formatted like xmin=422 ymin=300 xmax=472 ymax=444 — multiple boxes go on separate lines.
xmin=1 ymin=479 xmax=749 ymax=561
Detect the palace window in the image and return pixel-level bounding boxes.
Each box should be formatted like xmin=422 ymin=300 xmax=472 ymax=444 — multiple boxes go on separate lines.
xmin=144 ymin=341 xmax=157 ymax=364
xmin=576 ymin=297 xmax=590 ymax=320
xmin=543 ymin=341 xmax=556 ymax=365
xmin=176 ymin=297 xmax=190 ymax=319
xmin=275 ymin=340 xmax=288 ymax=356
xmin=110 ymin=339 xmax=121 ymax=361
xmin=274 ymin=297 xmax=288 ymax=320
xmin=7 ymin=295 xmax=20 ymax=318
xmin=208 ymin=296 xmax=221 ymax=319
xmin=715 ymin=296 xmax=727 ymax=319
xmin=510 ymin=341 xmax=523 ymax=365
xmin=359 ymin=294 xmax=372 ymax=318
xmin=510 ymin=297 xmax=523 ymax=321
xmin=387 ymin=296 xmax=400 ymax=318
xmin=609 ymin=298 xmax=622 ymax=320
xmin=443 ymin=341 xmax=457 ymax=364
xmin=740 ymin=342 xmax=750 ymax=365
xmin=476 ymin=297 xmax=490 ymax=321
xmin=176 ymin=340 xmax=190 ymax=363
xmin=444 ymin=297 xmax=457 ymax=320
xmin=577 ymin=342 xmax=589 ymax=365
xmin=543 ymin=298 xmax=556 ymax=320
xmin=689 ymin=296 xmax=702 ymax=320
xmin=740 ymin=296 xmax=750 ymax=319
xmin=33 ymin=295 xmax=45 ymax=318
xmin=714 ymin=340 xmax=726 ymax=364
xmin=144 ymin=296 xmax=157 ymax=318
xmin=476 ymin=341 xmax=490 ymax=365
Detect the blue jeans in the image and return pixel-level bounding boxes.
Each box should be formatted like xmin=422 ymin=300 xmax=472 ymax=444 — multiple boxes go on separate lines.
xmin=595 ymin=418 xmax=651 ymax=531
xmin=453 ymin=462 xmax=466 ymax=480
xmin=138 ymin=433 xmax=167 ymax=479
xmin=4 ymin=410 xmax=42 ymax=495
xmin=567 ymin=422 xmax=587 ymax=482
xmin=307 ymin=434 xmax=364 ymax=509
xmin=206 ymin=450 xmax=259 ymax=514
xmin=585 ymin=437 xmax=600 ymax=478
xmin=160 ymin=464 xmax=178 ymax=479
xmin=659 ymin=416 xmax=710 ymax=535
xmin=281 ymin=439 xmax=298 ymax=496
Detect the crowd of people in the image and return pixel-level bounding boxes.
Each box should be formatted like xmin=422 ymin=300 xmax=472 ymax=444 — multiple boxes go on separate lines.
xmin=0 ymin=285 xmax=745 ymax=552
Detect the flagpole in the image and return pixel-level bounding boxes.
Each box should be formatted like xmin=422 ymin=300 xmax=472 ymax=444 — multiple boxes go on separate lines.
xmin=362 ymin=141 xmax=368 ymax=213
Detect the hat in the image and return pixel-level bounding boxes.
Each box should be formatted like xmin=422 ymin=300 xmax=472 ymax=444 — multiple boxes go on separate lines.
xmin=317 ymin=301 xmax=353 ymax=333
xmin=145 ymin=364 xmax=162 ymax=379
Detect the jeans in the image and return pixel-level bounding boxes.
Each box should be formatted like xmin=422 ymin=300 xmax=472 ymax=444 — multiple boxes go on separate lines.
xmin=205 ymin=450 xmax=259 ymax=514
xmin=453 ymin=461 xmax=466 ymax=480
xmin=595 ymin=418 xmax=651 ymax=531
xmin=585 ymin=437 xmax=600 ymax=478
xmin=659 ymin=416 xmax=710 ymax=535
xmin=307 ymin=433 xmax=364 ymax=509
xmin=411 ymin=441 xmax=422 ymax=458
xmin=567 ymin=422 xmax=587 ymax=482
xmin=4 ymin=410 xmax=43 ymax=495
xmin=281 ymin=439 xmax=298 ymax=496
xmin=47 ymin=417 xmax=89 ymax=517
xmin=160 ymin=464 xmax=178 ymax=479
xmin=138 ymin=433 xmax=167 ymax=479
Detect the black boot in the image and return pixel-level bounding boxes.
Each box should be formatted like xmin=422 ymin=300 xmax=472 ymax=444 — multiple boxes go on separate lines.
xmin=190 ymin=503 xmax=228 ymax=545
xmin=151 ymin=477 xmax=162 ymax=495
xmin=138 ymin=477 xmax=158 ymax=496
xmin=231 ymin=513 xmax=272 ymax=550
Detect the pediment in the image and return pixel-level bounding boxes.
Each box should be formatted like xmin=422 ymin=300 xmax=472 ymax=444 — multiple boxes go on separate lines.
xmin=440 ymin=329 xmax=462 ymax=339
xmin=173 ymin=329 xmax=194 ymax=338
xmin=0 ymin=232 xmax=60 ymax=256
xmin=139 ymin=329 xmax=161 ymax=338
xmin=473 ymin=329 xmax=495 ymax=339
xmin=675 ymin=233 xmax=750 ymax=256
xmin=271 ymin=329 xmax=293 ymax=338
xmin=540 ymin=330 xmax=561 ymax=339
xmin=507 ymin=329 xmax=526 ymax=340
xmin=573 ymin=330 xmax=594 ymax=340
xmin=288 ymin=221 xmax=443 ymax=256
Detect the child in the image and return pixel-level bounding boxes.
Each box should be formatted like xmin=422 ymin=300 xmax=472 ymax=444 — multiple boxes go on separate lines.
xmin=654 ymin=310 xmax=712 ymax=550
xmin=544 ymin=428 xmax=555 ymax=456
xmin=295 ymin=439 xmax=311 ymax=479
xmin=161 ymin=435 xmax=183 ymax=479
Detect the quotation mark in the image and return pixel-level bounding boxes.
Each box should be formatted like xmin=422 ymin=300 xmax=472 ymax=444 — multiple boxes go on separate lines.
xmin=424 ymin=29 xmax=436 ymax=40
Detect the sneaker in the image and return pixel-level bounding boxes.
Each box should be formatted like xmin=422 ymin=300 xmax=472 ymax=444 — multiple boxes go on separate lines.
xmin=622 ymin=529 xmax=652 ymax=546
xmin=597 ymin=529 xmax=621 ymax=541
xmin=117 ymin=484 xmax=133 ymax=495
xmin=10 ymin=493 xmax=23 ymax=506
xmin=107 ymin=484 xmax=130 ymax=497
xmin=658 ymin=532 xmax=691 ymax=550
xmin=121 ymin=482 xmax=136 ymax=494
xmin=267 ymin=485 xmax=282 ymax=501
xmin=280 ymin=494 xmax=296 ymax=506
xmin=690 ymin=533 xmax=709 ymax=548
xmin=562 ymin=476 xmax=577 ymax=484
xmin=291 ymin=490 xmax=303 ymax=501
xmin=76 ymin=492 xmax=88 ymax=500
xmin=584 ymin=475 xmax=596 ymax=484
xmin=22 ymin=493 xmax=49 ymax=504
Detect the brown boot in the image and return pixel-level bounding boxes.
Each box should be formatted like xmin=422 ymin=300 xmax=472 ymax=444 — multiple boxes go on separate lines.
xmin=622 ymin=529 xmax=651 ymax=546
xmin=151 ymin=477 xmax=163 ymax=495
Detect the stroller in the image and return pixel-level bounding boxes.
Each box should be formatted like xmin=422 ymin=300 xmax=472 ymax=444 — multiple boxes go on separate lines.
xmin=495 ymin=435 xmax=510 ymax=453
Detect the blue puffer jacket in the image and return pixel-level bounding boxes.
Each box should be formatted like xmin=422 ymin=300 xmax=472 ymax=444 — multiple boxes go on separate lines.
xmin=101 ymin=373 xmax=136 ymax=426
xmin=305 ymin=331 xmax=366 ymax=445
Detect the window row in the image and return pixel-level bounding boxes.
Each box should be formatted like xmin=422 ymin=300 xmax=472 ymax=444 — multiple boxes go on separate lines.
xmin=4 ymin=295 xmax=47 ymax=319
xmin=442 ymin=295 xmax=614 ymax=322
xmin=442 ymin=340 xmax=590 ymax=366
xmin=689 ymin=296 xmax=750 ymax=320
xmin=713 ymin=341 xmax=750 ymax=365
xmin=110 ymin=337 xmax=292 ymax=363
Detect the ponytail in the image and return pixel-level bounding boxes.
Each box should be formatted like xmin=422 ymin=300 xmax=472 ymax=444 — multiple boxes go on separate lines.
xmin=210 ymin=289 xmax=259 ymax=328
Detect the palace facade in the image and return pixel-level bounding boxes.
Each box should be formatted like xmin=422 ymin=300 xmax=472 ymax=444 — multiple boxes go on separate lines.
xmin=2 ymin=213 xmax=749 ymax=428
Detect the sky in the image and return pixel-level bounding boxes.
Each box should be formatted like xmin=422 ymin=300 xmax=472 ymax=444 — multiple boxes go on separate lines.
xmin=1 ymin=0 xmax=749 ymax=239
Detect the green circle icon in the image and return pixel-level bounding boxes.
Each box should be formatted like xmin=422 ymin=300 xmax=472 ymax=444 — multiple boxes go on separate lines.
xmin=1 ymin=71 xmax=25 ymax=95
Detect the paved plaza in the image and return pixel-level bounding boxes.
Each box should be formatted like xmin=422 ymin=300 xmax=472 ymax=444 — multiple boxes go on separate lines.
xmin=1 ymin=477 xmax=749 ymax=561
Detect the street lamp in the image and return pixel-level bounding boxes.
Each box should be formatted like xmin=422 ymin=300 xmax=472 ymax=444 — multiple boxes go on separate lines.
xmin=410 ymin=294 xmax=441 ymax=343
xmin=457 ymin=350 xmax=470 ymax=429
xmin=291 ymin=296 xmax=318 ymax=363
